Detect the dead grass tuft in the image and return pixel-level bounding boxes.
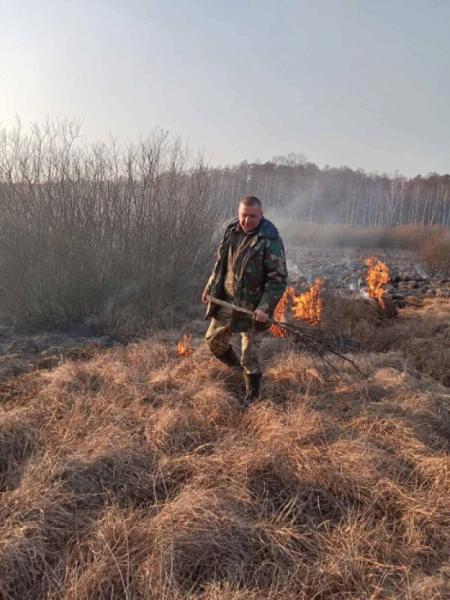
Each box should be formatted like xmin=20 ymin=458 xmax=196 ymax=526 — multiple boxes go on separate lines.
xmin=0 ymin=411 xmax=40 ymax=491
xmin=322 ymin=295 xmax=450 ymax=387
xmin=0 ymin=302 xmax=449 ymax=598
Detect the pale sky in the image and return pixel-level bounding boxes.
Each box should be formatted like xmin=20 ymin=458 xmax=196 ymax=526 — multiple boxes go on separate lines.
xmin=1 ymin=0 xmax=449 ymax=176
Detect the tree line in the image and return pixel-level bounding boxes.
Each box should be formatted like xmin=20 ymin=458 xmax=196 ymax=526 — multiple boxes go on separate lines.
xmin=209 ymin=158 xmax=450 ymax=227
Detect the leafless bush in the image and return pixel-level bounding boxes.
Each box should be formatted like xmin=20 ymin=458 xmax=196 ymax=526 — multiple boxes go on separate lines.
xmin=419 ymin=229 xmax=450 ymax=276
xmin=0 ymin=121 xmax=219 ymax=331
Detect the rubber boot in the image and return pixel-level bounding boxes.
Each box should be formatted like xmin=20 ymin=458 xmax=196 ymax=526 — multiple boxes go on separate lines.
xmin=216 ymin=345 xmax=241 ymax=368
xmin=242 ymin=372 xmax=262 ymax=407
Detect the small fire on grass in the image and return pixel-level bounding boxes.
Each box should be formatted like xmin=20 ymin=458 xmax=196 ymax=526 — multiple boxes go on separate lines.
xmin=365 ymin=257 xmax=390 ymax=308
xmin=270 ymin=278 xmax=324 ymax=337
xmin=177 ymin=334 xmax=193 ymax=357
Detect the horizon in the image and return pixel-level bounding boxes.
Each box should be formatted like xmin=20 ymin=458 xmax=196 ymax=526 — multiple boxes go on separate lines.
xmin=1 ymin=0 xmax=449 ymax=178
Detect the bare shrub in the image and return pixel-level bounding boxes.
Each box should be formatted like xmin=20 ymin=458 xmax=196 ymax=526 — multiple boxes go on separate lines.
xmin=419 ymin=229 xmax=450 ymax=276
xmin=0 ymin=121 xmax=219 ymax=331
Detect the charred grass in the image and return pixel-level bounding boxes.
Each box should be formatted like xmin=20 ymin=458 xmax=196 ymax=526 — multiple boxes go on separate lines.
xmin=0 ymin=303 xmax=449 ymax=598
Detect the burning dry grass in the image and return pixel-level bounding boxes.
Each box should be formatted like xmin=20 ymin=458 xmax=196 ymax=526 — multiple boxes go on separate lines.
xmin=0 ymin=304 xmax=449 ymax=598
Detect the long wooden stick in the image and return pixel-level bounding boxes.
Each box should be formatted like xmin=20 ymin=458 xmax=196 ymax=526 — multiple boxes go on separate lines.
xmin=207 ymin=295 xmax=365 ymax=375
xmin=207 ymin=295 xmax=271 ymax=321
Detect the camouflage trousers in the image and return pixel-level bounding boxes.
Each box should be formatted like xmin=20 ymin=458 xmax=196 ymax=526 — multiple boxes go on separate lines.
xmin=205 ymin=308 xmax=264 ymax=375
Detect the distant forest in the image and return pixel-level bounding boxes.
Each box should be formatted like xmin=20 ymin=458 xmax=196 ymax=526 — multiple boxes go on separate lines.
xmin=211 ymin=156 xmax=450 ymax=227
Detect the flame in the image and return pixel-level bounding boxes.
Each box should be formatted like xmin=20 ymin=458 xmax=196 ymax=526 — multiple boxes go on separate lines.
xmin=270 ymin=278 xmax=324 ymax=337
xmin=292 ymin=278 xmax=324 ymax=326
xmin=177 ymin=334 xmax=193 ymax=356
xmin=365 ymin=257 xmax=390 ymax=308
xmin=270 ymin=287 xmax=294 ymax=337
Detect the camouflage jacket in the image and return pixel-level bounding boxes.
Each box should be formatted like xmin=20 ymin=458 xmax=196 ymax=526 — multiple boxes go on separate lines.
xmin=204 ymin=217 xmax=288 ymax=332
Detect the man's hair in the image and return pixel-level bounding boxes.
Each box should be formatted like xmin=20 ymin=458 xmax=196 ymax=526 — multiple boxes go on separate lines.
xmin=240 ymin=195 xmax=262 ymax=209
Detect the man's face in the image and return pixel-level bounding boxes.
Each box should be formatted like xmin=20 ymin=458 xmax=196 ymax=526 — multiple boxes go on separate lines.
xmin=238 ymin=203 xmax=262 ymax=233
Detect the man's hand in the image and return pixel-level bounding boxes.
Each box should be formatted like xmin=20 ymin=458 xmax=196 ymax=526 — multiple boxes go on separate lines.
xmin=202 ymin=290 xmax=210 ymax=304
xmin=253 ymin=308 xmax=269 ymax=323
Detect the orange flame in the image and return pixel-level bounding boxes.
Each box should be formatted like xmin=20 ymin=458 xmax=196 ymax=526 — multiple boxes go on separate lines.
xmin=177 ymin=334 xmax=193 ymax=356
xmin=365 ymin=257 xmax=390 ymax=308
xmin=292 ymin=278 xmax=324 ymax=326
xmin=270 ymin=287 xmax=294 ymax=337
xmin=270 ymin=278 xmax=324 ymax=337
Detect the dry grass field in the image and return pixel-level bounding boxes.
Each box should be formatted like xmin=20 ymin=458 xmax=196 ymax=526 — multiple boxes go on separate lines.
xmin=0 ymin=299 xmax=449 ymax=599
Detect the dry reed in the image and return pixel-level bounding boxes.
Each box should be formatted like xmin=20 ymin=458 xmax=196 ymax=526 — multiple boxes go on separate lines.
xmin=0 ymin=300 xmax=449 ymax=598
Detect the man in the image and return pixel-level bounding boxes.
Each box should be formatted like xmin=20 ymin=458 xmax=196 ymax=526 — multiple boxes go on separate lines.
xmin=202 ymin=196 xmax=287 ymax=406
